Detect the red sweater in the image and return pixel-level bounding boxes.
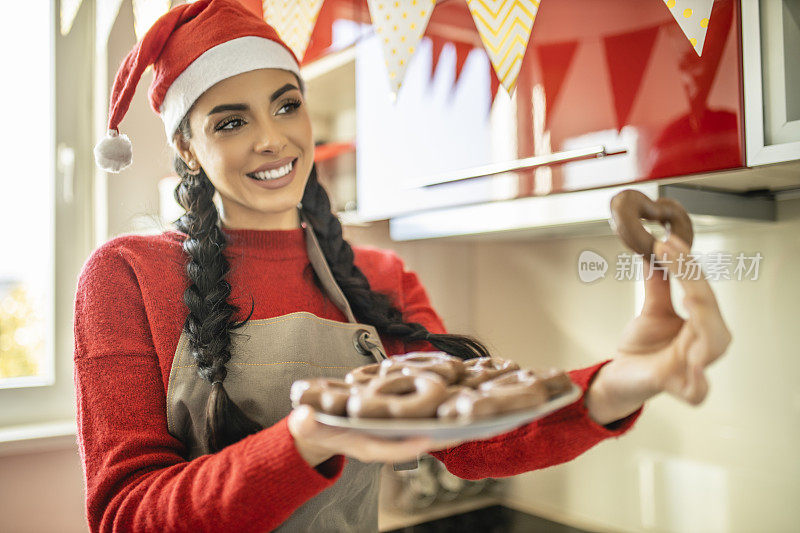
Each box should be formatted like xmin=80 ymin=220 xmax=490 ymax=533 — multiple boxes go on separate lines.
xmin=73 ymin=227 xmax=641 ymax=532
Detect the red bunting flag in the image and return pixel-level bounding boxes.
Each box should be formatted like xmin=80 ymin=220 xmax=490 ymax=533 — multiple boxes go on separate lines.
xmin=602 ymin=25 xmax=659 ymax=131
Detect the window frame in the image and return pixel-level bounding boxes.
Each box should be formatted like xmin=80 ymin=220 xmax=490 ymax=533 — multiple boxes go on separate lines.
xmin=0 ymin=0 xmax=96 ymax=431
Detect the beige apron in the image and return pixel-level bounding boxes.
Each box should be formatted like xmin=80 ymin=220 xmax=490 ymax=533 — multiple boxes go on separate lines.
xmin=166 ymin=210 xmax=388 ymax=532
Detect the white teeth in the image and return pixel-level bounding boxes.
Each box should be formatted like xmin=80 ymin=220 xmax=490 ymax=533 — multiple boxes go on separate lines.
xmin=250 ymin=160 xmax=293 ymax=180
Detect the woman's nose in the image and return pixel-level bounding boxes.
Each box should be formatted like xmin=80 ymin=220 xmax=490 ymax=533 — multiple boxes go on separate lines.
xmin=253 ymin=120 xmax=287 ymax=153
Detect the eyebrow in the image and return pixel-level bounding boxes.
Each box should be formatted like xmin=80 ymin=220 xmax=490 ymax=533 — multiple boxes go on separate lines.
xmin=206 ymin=83 xmax=300 ymax=116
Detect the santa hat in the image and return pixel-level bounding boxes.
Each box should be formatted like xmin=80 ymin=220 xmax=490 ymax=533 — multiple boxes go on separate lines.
xmin=94 ymin=0 xmax=302 ymax=173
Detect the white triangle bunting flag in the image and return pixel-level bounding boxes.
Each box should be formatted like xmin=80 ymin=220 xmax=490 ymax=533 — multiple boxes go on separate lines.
xmin=132 ymin=0 xmax=171 ymax=42
xmin=60 ymin=0 xmax=84 ymax=36
xmin=96 ymin=0 xmax=125 ymax=54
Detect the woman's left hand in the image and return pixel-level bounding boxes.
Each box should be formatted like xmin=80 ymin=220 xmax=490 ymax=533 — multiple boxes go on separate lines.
xmin=584 ymin=234 xmax=733 ymax=426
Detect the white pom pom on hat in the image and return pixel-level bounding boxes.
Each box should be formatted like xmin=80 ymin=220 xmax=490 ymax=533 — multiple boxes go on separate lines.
xmin=94 ymin=130 xmax=133 ymax=173
xmin=94 ymin=0 xmax=301 ymax=173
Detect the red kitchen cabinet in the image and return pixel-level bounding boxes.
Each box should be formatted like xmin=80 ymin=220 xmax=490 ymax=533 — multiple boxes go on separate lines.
xmin=512 ymin=0 xmax=743 ymax=190
xmin=304 ymin=0 xmax=745 ymax=221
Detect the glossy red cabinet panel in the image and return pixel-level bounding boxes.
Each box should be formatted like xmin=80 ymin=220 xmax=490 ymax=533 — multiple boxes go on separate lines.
xmin=305 ymin=0 xmax=744 ymax=219
xmin=509 ymin=0 xmax=743 ymax=196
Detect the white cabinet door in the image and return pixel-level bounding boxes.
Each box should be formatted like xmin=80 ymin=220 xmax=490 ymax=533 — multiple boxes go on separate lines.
xmin=743 ymin=0 xmax=800 ymax=165
xmin=354 ymin=34 xmax=519 ymax=221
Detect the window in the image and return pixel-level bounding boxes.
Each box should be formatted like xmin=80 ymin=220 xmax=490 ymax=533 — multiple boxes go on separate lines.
xmin=0 ymin=0 xmax=93 ymax=431
xmin=0 ymin=2 xmax=55 ymax=389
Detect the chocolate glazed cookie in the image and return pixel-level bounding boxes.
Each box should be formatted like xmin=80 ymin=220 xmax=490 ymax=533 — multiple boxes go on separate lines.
xmin=609 ymin=189 xmax=694 ymax=258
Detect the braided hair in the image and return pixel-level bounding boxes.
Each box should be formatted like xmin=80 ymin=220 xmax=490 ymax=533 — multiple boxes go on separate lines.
xmin=171 ymin=89 xmax=490 ymax=455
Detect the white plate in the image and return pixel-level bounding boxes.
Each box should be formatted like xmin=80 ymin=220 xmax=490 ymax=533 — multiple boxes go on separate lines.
xmin=314 ymin=383 xmax=582 ymax=441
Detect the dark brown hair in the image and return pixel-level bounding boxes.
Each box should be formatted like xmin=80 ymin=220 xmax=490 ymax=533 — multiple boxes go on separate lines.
xmin=171 ymin=78 xmax=490 ymax=453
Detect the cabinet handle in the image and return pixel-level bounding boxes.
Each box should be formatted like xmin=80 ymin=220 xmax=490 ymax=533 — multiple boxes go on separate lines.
xmin=405 ymin=145 xmax=627 ymax=189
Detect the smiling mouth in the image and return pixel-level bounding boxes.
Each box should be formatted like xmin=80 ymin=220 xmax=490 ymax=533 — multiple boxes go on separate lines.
xmin=246 ymin=158 xmax=297 ymax=181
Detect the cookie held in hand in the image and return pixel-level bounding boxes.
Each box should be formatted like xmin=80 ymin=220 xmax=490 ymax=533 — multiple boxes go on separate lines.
xmin=609 ymin=189 xmax=693 ymax=258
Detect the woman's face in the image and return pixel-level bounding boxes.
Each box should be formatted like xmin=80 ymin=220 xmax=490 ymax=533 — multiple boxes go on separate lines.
xmin=174 ymin=68 xmax=314 ymax=230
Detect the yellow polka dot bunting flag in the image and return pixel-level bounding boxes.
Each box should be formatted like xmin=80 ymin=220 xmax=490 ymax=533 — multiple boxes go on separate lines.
xmin=662 ymin=0 xmax=715 ymax=56
xmin=466 ymin=0 xmax=540 ymax=96
xmin=262 ymin=0 xmax=325 ymax=63
xmin=367 ymin=0 xmax=436 ymax=96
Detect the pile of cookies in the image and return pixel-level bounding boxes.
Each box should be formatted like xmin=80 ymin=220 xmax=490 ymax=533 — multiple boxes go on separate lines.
xmin=290 ymin=352 xmax=573 ymax=420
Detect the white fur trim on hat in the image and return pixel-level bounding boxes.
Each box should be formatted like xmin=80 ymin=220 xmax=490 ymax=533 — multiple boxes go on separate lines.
xmin=160 ymin=36 xmax=301 ymax=143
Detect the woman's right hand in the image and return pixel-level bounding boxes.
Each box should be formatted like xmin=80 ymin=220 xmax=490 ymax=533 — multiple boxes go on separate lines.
xmin=585 ymin=235 xmax=732 ymax=425
xmin=287 ymin=405 xmax=458 ymax=467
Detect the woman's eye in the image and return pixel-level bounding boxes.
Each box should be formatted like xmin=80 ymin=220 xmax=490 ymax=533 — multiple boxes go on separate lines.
xmin=216 ymin=117 xmax=245 ymax=131
xmin=277 ymin=99 xmax=302 ymax=115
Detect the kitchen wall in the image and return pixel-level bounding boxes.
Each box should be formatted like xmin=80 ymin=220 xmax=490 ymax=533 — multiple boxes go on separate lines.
xmin=0 ymin=446 xmax=87 ymax=533
xmin=491 ymin=201 xmax=799 ymax=533
xmin=346 ymin=197 xmax=800 ymax=533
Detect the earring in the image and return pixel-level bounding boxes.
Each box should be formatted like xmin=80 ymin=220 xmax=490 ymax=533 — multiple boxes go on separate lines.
xmin=187 ymin=161 xmax=200 ymax=175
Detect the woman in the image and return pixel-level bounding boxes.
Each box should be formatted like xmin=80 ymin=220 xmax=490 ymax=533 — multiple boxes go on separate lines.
xmin=77 ymin=0 xmax=731 ymax=531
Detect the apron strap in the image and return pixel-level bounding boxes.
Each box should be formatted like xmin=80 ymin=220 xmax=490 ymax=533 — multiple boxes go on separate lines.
xmin=354 ymin=329 xmax=387 ymax=362
xmin=299 ymin=208 xmax=387 ymax=363
xmin=302 ymin=209 xmax=404 ymax=469
xmin=299 ymin=208 xmax=359 ymax=324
